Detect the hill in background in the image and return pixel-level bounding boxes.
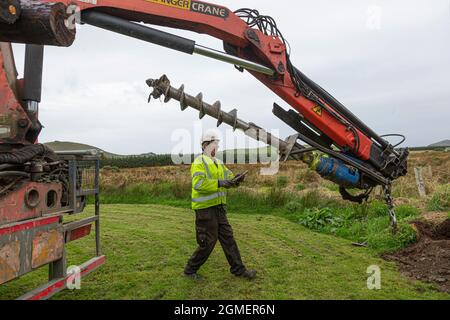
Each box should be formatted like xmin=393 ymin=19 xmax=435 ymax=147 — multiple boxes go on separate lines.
xmin=44 ymin=141 xmax=156 ymax=158
xmin=44 ymin=141 xmax=274 ymax=160
xmin=429 ymin=140 xmax=450 ymax=148
xmin=45 ymin=139 xmax=449 ymax=161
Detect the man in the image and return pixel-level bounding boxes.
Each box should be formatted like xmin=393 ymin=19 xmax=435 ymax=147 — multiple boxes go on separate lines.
xmin=184 ymin=129 xmax=257 ymax=280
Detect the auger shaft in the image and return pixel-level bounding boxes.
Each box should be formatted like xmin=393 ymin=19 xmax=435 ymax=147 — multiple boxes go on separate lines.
xmin=146 ymin=75 xmax=399 ymax=228
xmin=146 ymin=75 xmax=306 ymax=159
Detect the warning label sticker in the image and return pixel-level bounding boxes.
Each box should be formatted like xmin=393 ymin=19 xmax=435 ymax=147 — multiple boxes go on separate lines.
xmin=312 ymin=105 xmax=323 ymax=117
xmin=146 ymin=0 xmax=229 ymax=19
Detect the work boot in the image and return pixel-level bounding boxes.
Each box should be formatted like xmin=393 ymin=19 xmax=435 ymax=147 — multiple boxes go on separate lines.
xmin=183 ymin=272 xmax=202 ymax=280
xmin=236 ymin=269 xmax=257 ymax=280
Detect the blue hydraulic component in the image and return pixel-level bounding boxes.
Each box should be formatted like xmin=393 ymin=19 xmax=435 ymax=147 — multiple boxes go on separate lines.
xmin=305 ymin=153 xmax=361 ymax=188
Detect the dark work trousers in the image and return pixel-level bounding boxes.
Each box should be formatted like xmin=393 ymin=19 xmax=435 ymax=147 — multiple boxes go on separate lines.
xmin=184 ymin=205 xmax=246 ymax=275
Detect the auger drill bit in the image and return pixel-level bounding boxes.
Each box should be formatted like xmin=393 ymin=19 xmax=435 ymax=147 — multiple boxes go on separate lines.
xmin=146 ymin=75 xmax=307 ymax=161
xmin=146 ymin=75 xmax=399 ymax=231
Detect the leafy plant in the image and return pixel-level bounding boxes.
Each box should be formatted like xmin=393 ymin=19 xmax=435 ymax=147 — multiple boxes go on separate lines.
xmin=298 ymin=207 xmax=343 ymax=231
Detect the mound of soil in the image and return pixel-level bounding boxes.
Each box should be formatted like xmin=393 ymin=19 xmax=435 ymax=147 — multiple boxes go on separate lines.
xmin=384 ymin=219 xmax=450 ymax=293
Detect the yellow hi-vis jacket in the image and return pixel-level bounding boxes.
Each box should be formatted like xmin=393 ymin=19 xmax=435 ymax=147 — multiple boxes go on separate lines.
xmin=191 ymin=154 xmax=235 ymax=210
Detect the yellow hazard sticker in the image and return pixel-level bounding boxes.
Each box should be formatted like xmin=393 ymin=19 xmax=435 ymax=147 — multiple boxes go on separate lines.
xmin=146 ymin=0 xmax=191 ymax=11
xmin=312 ymin=105 xmax=323 ymax=117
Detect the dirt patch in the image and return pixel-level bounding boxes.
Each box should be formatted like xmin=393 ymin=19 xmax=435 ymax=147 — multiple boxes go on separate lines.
xmin=423 ymin=212 xmax=449 ymax=225
xmin=435 ymin=220 xmax=450 ymax=240
xmin=384 ymin=219 xmax=450 ymax=293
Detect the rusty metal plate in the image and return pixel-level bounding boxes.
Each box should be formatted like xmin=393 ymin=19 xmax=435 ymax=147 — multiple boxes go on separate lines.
xmin=31 ymin=229 xmax=64 ymax=269
xmin=0 ymin=43 xmax=18 ymax=93
xmin=0 ymin=240 xmax=20 ymax=285
xmin=0 ymin=181 xmax=62 ymax=226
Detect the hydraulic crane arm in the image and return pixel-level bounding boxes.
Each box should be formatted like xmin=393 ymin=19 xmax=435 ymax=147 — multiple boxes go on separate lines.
xmin=0 ymin=1 xmax=410 ymax=296
xmin=47 ymin=0 xmax=408 ymax=184
xmin=1 ymin=0 xmax=409 ymax=227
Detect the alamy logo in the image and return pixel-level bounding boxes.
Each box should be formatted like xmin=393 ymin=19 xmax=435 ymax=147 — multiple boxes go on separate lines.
xmin=67 ymin=265 xmax=81 ymax=290
xmin=65 ymin=5 xmax=80 ymax=30
xmin=170 ymin=122 xmax=280 ymax=175
xmin=367 ymin=265 xmax=381 ymax=290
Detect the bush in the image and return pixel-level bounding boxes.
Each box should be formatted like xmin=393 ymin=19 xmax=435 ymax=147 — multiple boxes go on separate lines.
xmin=427 ymin=184 xmax=450 ymax=211
xmin=103 ymin=165 xmax=120 ymax=172
xmin=300 ymin=190 xmax=323 ymax=209
xmin=367 ymin=201 xmax=388 ymax=219
xmin=289 ymin=199 xmax=420 ymax=253
xmin=298 ymin=207 xmax=343 ymax=231
xmin=394 ymin=205 xmax=420 ymax=220
xmin=276 ymin=176 xmax=289 ymax=188
xmin=265 ymin=187 xmax=292 ymax=208
xmin=100 ymin=155 xmax=179 ymax=169
xmin=285 ymin=201 xmax=303 ymax=214
xmin=347 ymin=203 xmax=371 ymax=220
xmin=366 ymin=223 xmax=417 ymax=252
xmin=284 ymin=190 xmax=334 ymax=215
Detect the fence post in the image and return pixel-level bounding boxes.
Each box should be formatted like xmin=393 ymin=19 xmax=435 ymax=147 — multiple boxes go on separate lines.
xmin=414 ymin=167 xmax=427 ymax=198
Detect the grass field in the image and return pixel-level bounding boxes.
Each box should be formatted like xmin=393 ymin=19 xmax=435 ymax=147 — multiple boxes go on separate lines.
xmin=95 ymin=151 xmax=450 ymax=254
xmin=1 ymin=151 xmax=448 ymax=300
xmin=0 ymin=204 xmax=448 ymax=300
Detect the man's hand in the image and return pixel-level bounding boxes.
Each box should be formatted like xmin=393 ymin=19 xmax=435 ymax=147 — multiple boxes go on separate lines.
xmin=219 ymin=171 xmax=248 ymax=189
xmin=218 ymin=180 xmax=237 ymax=189
xmin=232 ymin=171 xmax=249 ymax=186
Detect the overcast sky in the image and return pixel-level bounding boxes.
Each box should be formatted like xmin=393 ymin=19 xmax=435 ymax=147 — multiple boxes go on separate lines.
xmin=12 ymin=0 xmax=450 ymax=155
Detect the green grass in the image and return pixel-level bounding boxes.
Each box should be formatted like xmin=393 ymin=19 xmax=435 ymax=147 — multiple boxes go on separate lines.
xmin=0 ymin=204 xmax=447 ymax=300
xmin=427 ymin=184 xmax=450 ymax=212
xmin=283 ymin=199 xmax=421 ymax=253
xmin=95 ymin=183 xmax=424 ymax=253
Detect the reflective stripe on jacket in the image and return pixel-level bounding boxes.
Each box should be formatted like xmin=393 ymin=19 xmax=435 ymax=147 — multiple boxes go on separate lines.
xmin=191 ymin=154 xmax=234 ymax=210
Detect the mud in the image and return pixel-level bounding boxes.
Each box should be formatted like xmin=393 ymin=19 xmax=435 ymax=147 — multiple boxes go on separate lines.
xmin=384 ymin=219 xmax=450 ymax=293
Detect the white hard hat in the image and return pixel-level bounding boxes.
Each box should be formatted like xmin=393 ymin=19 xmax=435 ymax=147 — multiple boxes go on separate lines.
xmin=201 ymin=129 xmax=221 ymax=145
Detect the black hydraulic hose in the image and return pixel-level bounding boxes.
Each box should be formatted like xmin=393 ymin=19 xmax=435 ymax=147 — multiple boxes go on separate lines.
xmin=0 ymin=144 xmax=53 ymax=164
xmin=23 ymin=44 xmax=44 ymax=103
xmin=380 ymin=134 xmax=406 ymax=148
xmin=83 ymin=11 xmax=274 ymax=76
xmin=0 ymin=171 xmax=30 ymax=178
xmin=81 ymin=11 xmax=196 ymax=55
xmin=0 ymin=164 xmax=15 ymax=171
xmin=233 ymin=8 xmax=389 ymax=150
xmin=293 ymin=67 xmax=389 ymax=149
xmin=0 ymin=163 xmax=19 ymax=171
